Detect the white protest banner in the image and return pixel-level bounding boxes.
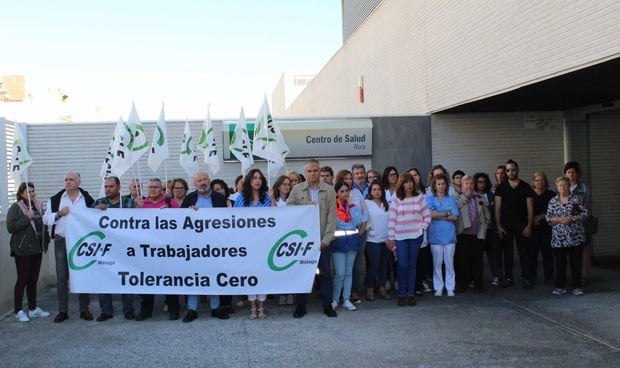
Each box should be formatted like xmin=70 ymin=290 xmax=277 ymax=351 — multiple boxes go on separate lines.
xmin=65 ymin=206 xmax=320 ymax=295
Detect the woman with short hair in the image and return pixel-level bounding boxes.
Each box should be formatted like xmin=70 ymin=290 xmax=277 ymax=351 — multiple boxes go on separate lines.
xmin=546 ymin=176 xmax=588 ymax=296
xmin=169 ymin=178 xmax=189 ymax=207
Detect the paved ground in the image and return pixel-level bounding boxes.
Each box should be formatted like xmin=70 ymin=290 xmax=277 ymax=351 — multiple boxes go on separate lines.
xmin=2 ymin=260 xmax=619 ymax=368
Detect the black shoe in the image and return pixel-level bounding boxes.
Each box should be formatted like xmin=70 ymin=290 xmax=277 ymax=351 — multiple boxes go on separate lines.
xmin=211 ymin=308 xmax=230 ymax=320
xmin=135 ymin=311 xmax=152 ymax=321
xmin=169 ymin=309 xmax=180 ymax=321
xmin=80 ymin=310 xmax=94 ymax=321
xmin=293 ymin=305 xmax=306 ymax=318
xmin=407 ymin=296 xmax=417 ymax=306
xmin=124 ymin=310 xmax=135 ymax=320
xmin=522 ymin=280 xmax=533 ymax=290
xmin=397 ymin=297 xmax=407 ymax=307
xmin=323 ymin=306 xmax=337 ymax=317
xmin=220 ymin=305 xmax=235 ymax=314
xmin=96 ymin=313 xmax=113 ymax=322
xmin=182 ymin=310 xmax=197 ymax=323
xmin=501 ymin=279 xmax=514 ymax=288
xmin=54 ymin=312 xmax=69 ymax=323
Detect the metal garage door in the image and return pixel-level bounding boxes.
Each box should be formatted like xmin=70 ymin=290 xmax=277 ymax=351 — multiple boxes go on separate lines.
xmin=588 ymin=109 xmax=620 ymax=257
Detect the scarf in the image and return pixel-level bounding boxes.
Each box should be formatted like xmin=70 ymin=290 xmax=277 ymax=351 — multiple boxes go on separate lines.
xmin=337 ymin=199 xmax=352 ymax=222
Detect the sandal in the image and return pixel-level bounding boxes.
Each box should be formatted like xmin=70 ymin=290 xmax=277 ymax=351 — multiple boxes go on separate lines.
xmin=258 ymin=307 xmax=266 ymax=319
xmin=249 ymin=301 xmax=257 ymax=320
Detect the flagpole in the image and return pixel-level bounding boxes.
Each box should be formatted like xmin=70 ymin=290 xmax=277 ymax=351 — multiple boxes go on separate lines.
xmin=164 ymin=161 xmax=169 ymax=196
xmin=25 ymin=172 xmax=32 ymax=210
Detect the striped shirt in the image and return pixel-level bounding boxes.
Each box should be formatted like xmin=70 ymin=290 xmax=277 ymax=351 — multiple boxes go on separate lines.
xmin=388 ymin=195 xmax=431 ymax=241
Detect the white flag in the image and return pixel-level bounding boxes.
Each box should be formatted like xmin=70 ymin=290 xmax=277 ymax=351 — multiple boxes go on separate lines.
xmin=197 ymin=107 xmax=220 ymax=176
xmin=10 ymin=123 xmax=33 ymax=181
xmin=229 ymin=107 xmax=254 ymax=175
xmin=252 ymin=95 xmax=284 ymax=164
xmin=100 ymin=118 xmax=124 ymax=179
xmin=127 ymin=102 xmax=149 ymax=166
xmin=179 ymin=119 xmax=199 ymax=178
xmin=147 ymin=103 xmax=170 ymax=172
xmin=110 ymin=117 xmax=133 ymax=177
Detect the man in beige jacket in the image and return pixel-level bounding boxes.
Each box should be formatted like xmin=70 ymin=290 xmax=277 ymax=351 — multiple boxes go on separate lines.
xmin=287 ymin=159 xmax=337 ymax=318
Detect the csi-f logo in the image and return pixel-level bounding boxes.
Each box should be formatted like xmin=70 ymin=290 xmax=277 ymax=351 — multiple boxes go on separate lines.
xmin=268 ymin=230 xmax=315 ymax=271
xmin=69 ymin=231 xmax=112 ymax=270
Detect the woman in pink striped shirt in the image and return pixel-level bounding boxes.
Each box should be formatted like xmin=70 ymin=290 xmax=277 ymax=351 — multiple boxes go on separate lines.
xmin=388 ymin=173 xmax=431 ymax=306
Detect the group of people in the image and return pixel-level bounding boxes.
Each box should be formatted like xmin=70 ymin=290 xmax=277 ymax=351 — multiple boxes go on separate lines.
xmin=7 ymin=158 xmax=593 ymax=323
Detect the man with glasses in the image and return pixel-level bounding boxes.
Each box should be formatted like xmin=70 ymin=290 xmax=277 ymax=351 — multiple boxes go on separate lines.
xmin=135 ymin=178 xmax=180 ymax=320
xmin=180 ymin=172 xmax=231 ymax=322
xmin=494 ymin=159 xmax=535 ymax=289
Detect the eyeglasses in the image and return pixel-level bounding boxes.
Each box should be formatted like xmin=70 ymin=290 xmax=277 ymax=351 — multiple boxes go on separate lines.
xmin=506 ymin=168 xmax=518 ymax=173
xmin=173 ymin=187 xmax=185 ymax=190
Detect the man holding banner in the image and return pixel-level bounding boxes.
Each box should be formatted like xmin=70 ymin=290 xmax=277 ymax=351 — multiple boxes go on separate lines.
xmin=287 ymin=159 xmax=338 ymax=318
xmin=180 ymin=172 xmax=230 ymax=322
xmin=135 ymin=178 xmax=180 ymax=321
xmin=92 ymin=176 xmax=136 ymax=321
xmin=43 ymin=172 xmax=95 ymax=323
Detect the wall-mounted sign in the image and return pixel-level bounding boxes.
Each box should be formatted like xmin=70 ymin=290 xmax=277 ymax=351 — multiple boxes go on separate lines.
xmin=223 ymin=119 xmax=372 ymax=159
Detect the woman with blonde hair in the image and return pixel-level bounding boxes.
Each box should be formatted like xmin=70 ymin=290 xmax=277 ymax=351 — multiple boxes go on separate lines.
xmin=546 ymin=176 xmax=588 ymax=296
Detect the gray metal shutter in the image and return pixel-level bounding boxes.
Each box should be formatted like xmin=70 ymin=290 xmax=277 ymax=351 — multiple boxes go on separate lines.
xmin=431 ymin=112 xmax=564 ymax=183
xmin=588 ymin=109 xmax=620 ymax=257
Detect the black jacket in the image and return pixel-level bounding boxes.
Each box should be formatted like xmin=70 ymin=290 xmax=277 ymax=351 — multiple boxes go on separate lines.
xmin=181 ymin=190 xmax=227 ymax=208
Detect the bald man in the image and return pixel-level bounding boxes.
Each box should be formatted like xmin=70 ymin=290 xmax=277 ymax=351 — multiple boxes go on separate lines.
xmin=44 ymin=171 xmax=95 ymax=323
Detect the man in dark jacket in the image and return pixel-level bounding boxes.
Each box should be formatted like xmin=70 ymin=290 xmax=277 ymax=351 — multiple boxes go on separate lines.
xmin=180 ymin=172 xmax=230 ymax=322
xmin=43 ymin=171 xmax=95 ymax=323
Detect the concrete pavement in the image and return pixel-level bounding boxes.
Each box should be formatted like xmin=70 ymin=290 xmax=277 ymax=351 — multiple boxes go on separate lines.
xmin=1 ymin=260 xmax=619 ymax=368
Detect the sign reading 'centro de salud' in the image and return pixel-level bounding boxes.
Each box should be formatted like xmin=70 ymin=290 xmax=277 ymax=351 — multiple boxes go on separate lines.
xmin=222 ymin=119 xmax=372 ymax=159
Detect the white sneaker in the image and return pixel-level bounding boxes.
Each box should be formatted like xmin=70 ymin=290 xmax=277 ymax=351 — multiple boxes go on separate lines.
xmin=342 ymin=300 xmax=357 ymax=311
xmin=331 ymin=301 xmax=339 ymax=310
xmin=28 ymin=307 xmax=50 ymax=318
xmin=447 ymin=291 xmax=455 ymax=297
xmin=15 ymin=310 xmax=30 ymax=322
xmin=278 ymin=295 xmax=287 ymax=305
xmin=434 ymin=290 xmax=442 ymax=297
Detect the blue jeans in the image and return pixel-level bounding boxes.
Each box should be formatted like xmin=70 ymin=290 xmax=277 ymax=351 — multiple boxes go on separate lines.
xmin=332 ymin=250 xmax=357 ymax=301
xmin=365 ymin=241 xmax=389 ymax=288
xmin=396 ymin=236 xmax=423 ymax=297
xmin=187 ymin=295 xmax=219 ymax=311
xmin=99 ymin=294 xmax=134 ymax=315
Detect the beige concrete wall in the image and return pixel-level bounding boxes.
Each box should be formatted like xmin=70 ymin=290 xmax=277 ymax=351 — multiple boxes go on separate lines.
xmin=285 ymin=0 xmax=620 ymax=117
xmin=1 ymin=217 xmax=56 ymax=315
